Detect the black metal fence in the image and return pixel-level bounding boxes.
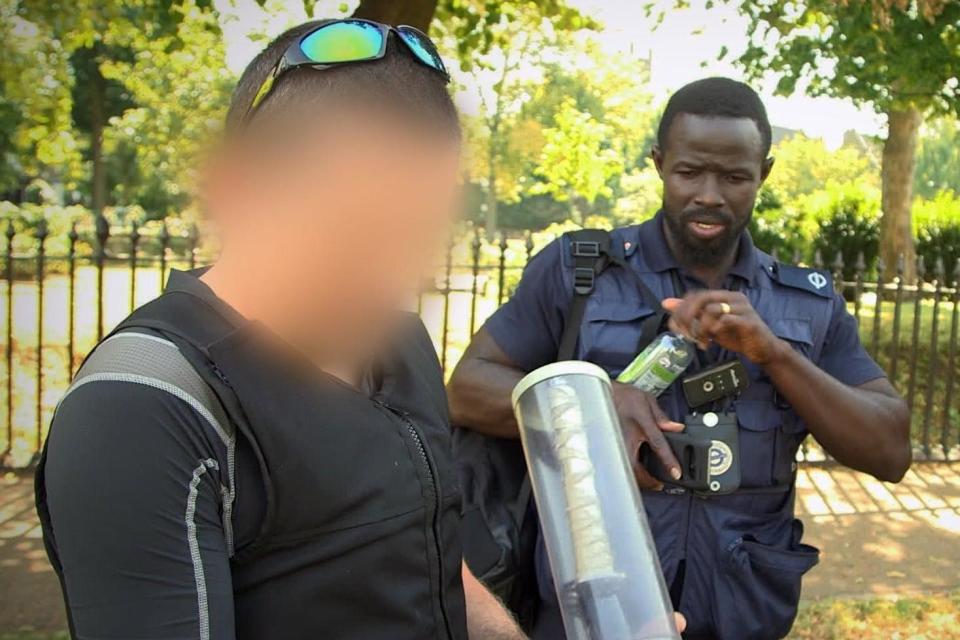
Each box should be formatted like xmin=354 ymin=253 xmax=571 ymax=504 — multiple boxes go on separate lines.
xmin=1 ymin=217 xmax=958 ymax=467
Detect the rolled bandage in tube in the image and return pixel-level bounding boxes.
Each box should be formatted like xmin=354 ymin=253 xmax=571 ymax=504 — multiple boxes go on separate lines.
xmin=512 ymin=361 xmax=680 ymax=640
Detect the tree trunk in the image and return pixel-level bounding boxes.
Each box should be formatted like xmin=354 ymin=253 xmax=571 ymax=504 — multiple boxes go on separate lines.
xmin=485 ymin=154 xmax=498 ymax=238
xmin=90 ymin=68 xmax=106 ymax=217
xmin=879 ymin=107 xmax=921 ymax=282
xmin=352 ymin=0 xmax=438 ymax=33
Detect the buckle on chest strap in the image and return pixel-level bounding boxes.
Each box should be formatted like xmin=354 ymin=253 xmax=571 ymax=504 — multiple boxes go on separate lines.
xmin=573 ymin=267 xmax=596 ymax=295
xmin=571 ymin=240 xmax=603 ymax=295
xmin=571 ymin=240 xmax=602 ymax=258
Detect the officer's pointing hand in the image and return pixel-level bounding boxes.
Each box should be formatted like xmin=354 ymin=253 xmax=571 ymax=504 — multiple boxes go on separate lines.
xmin=611 ymin=382 xmax=684 ymax=490
xmin=662 ymin=291 xmax=782 ymax=365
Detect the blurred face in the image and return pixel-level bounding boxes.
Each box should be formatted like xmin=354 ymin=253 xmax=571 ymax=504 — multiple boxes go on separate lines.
xmin=653 ymin=113 xmax=772 ymax=266
xmin=205 ymin=104 xmax=461 ymax=358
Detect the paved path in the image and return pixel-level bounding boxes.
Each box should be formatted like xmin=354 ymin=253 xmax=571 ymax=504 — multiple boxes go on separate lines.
xmin=1 ymin=464 xmax=958 ymax=634
xmin=0 ymin=472 xmax=66 ymax=634
xmin=797 ymin=462 xmax=960 ymax=600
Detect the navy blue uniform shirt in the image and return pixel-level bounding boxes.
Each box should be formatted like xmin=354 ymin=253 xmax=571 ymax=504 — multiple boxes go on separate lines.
xmin=486 ymin=212 xmax=882 ymax=386
xmin=483 ymin=212 xmax=884 ymax=640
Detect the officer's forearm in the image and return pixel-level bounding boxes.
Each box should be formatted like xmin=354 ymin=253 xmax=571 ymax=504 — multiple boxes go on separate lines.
xmin=463 ymin=562 xmax=527 ymax=640
xmin=447 ymin=331 xmax=523 ymax=438
xmin=761 ymin=340 xmax=911 ymax=482
xmin=447 ymin=356 xmax=522 ymax=438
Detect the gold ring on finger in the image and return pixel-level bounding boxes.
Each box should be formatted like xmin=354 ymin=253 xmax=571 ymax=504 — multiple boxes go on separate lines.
xmin=719 ymin=302 xmax=732 ymax=315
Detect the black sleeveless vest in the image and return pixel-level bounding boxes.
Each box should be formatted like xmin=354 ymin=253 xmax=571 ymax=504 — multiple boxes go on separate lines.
xmin=114 ymin=272 xmax=468 ymax=639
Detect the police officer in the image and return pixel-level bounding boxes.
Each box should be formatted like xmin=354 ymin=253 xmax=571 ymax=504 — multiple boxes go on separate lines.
xmin=448 ymin=77 xmax=911 ymax=640
xmin=37 ymin=20 xmax=524 ymax=640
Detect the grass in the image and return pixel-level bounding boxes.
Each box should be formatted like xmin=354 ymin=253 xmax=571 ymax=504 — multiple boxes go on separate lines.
xmin=789 ymin=591 xmax=960 ymax=639
xmin=855 ymin=292 xmax=958 ymax=356
xmin=851 ymin=295 xmax=960 ymax=456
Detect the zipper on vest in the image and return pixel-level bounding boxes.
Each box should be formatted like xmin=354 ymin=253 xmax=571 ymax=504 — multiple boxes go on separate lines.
xmin=210 ymin=363 xmax=231 ymax=386
xmin=375 ymin=399 xmax=453 ymax=639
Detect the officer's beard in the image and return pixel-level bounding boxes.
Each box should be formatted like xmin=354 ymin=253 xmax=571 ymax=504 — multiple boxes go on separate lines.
xmin=663 ymin=207 xmax=750 ymax=267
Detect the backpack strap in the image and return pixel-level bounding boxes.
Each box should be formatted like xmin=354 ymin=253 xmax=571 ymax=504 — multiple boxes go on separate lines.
xmin=557 ymin=229 xmax=668 ymax=361
xmin=557 ymin=229 xmax=612 ymax=361
xmin=63 ymin=326 xmax=240 ymax=556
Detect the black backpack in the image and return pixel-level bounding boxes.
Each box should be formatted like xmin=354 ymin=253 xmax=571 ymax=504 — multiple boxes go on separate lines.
xmin=454 ymin=228 xmax=666 ymax=628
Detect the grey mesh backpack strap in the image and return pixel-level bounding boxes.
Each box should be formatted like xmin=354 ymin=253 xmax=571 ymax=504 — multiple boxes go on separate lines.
xmin=57 ymin=327 xmax=240 ymax=558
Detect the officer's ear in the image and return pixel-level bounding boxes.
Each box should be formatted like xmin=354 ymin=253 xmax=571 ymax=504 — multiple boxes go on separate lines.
xmin=652 ymin=145 xmax=665 ymax=178
xmin=760 ymin=156 xmax=775 ymax=183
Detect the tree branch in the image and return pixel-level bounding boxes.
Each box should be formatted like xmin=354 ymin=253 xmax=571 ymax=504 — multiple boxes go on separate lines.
xmin=351 ymin=0 xmax=437 ymax=33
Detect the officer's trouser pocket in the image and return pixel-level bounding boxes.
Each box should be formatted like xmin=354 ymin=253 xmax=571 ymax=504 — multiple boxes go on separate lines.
xmin=713 ymin=520 xmax=819 ymax=640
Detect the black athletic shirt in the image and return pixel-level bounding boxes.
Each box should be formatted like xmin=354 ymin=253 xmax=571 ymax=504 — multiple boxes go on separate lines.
xmin=42 ymin=326 xmax=266 ymax=639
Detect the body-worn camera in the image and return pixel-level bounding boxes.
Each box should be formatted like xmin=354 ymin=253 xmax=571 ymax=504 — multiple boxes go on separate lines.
xmin=682 ymin=360 xmax=748 ymax=408
xmin=640 ymin=411 xmax=741 ymax=495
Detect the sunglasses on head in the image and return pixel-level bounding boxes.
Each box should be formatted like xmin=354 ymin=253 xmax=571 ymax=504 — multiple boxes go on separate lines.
xmin=246 ymin=19 xmax=450 ymax=121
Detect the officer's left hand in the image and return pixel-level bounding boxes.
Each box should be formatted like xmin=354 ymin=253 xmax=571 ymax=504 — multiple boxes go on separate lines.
xmin=662 ymin=291 xmax=783 ymax=365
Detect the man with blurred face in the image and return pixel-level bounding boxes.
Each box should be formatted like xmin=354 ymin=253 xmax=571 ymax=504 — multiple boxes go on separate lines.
xmin=37 ymin=20 xmax=523 ymax=640
xmin=449 ymin=78 xmax=910 ymax=639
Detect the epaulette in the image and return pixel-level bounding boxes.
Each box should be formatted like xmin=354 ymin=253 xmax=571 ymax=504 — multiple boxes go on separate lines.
xmin=772 ymin=263 xmax=834 ymax=299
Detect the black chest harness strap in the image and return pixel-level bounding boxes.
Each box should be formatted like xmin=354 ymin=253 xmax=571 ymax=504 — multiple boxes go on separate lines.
xmin=558 ymin=229 xmax=666 ymax=362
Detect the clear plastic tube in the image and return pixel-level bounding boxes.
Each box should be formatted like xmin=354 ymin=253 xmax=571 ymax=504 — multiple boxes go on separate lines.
xmin=512 ymin=361 xmax=680 ymax=640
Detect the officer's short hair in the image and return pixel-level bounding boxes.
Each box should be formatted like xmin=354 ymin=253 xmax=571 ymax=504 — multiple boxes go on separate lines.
xmin=225 ymin=20 xmax=459 ymax=138
xmin=657 ymin=77 xmax=771 ymax=157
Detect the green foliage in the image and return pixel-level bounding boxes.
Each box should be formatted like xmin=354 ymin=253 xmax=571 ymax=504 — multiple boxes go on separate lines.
xmin=456 ymin=1 xmax=569 ymax=211
xmin=750 ymin=183 xmax=958 ymax=277
xmin=809 ymin=183 xmax=881 ymax=277
xmin=915 ymin=118 xmax=960 ymax=199
xmin=497 ymin=194 xmax=569 ymax=231
xmin=748 ymin=187 xmax=807 ymax=261
xmin=434 ymin=0 xmax=598 ymax=71
xmin=0 ymin=3 xmax=80 ymax=194
xmin=914 ymin=190 xmax=960 ymax=276
xmin=701 ymin=0 xmax=960 ymax=118
xmin=531 ymin=97 xmax=624 ymax=223
xmin=611 ymin=158 xmax=661 ymax=226
xmin=99 ymin=2 xmax=232 ymax=216
xmin=764 ymin=134 xmax=880 ymax=203
xmin=459 ymin=24 xmax=656 ymax=230
xmin=3 ymin=0 xmax=229 ymax=215
xmin=752 ymin=134 xmax=881 ymax=263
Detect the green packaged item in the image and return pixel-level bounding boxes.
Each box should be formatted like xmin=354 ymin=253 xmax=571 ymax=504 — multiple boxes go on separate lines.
xmin=616 ymin=333 xmax=694 ymax=397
